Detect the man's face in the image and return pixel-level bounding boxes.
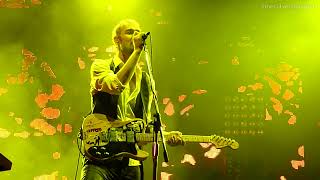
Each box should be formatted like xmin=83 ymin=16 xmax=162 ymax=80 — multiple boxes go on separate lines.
xmin=117 ymin=22 xmax=141 ymax=54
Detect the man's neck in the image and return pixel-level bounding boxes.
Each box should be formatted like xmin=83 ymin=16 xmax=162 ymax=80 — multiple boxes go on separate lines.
xmin=117 ymin=50 xmax=132 ymax=63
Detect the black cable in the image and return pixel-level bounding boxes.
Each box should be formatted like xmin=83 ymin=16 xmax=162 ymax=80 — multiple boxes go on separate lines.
xmin=149 ymin=34 xmax=153 ymax=70
xmin=74 ymin=145 xmax=81 ymax=180
xmin=74 ymin=129 xmax=85 ymax=180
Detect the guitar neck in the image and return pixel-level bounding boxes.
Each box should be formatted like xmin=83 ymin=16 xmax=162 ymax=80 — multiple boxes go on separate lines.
xmin=136 ymin=134 xmax=212 ymax=143
xmin=135 ymin=133 xmax=239 ymax=149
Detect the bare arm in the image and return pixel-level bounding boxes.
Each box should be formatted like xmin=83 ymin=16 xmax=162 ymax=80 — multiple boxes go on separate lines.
xmin=116 ymin=31 xmax=144 ymax=85
xmin=116 ymin=49 xmax=142 ymax=85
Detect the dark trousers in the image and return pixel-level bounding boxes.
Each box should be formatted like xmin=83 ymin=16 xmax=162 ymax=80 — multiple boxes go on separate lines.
xmin=80 ymin=160 xmax=142 ymax=180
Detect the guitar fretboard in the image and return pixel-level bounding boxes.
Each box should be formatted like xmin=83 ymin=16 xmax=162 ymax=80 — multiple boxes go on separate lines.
xmin=134 ymin=133 xmax=239 ymax=149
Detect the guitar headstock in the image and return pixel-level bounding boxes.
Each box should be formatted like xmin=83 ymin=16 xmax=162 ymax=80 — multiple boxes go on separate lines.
xmin=209 ymin=135 xmax=239 ymax=150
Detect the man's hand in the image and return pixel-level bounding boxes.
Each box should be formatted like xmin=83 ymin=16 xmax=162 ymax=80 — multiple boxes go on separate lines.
xmin=132 ymin=31 xmax=144 ymax=52
xmin=165 ymin=131 xmax=185 ymax=146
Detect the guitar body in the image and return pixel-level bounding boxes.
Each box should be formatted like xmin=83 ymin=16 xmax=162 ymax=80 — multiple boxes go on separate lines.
xmin=81 ymin=114 xmax=240 ymax=162
xmin=82 ymin=114 xmax=149 ymax=162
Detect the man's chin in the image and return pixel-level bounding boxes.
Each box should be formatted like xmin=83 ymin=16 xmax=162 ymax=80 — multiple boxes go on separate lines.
xmin=121 ymin=46 xmax=134 ymax=55
xmin=126 ymin=49 xmax=134 ymax=54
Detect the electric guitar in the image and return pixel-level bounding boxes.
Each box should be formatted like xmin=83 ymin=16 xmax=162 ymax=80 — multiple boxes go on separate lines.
xmin=81 ymin=114 xmax=239 ymax=162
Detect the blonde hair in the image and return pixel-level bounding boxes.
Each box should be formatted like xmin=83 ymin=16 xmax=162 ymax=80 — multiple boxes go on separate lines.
xmin=112 ymin=19 xmax=140 ymax=48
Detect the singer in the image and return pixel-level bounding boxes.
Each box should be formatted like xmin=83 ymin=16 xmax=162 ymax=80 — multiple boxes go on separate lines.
xmin=80 ymin=19 xmax=184 ymax=180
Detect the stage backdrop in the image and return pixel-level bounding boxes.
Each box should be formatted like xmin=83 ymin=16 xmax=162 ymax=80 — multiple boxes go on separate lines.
xmin=1 ymin=0 xmax=320 ymax=179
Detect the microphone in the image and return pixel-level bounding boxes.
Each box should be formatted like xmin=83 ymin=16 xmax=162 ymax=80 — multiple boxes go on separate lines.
xmin=142 ymin=32 xmax=150 ymax=41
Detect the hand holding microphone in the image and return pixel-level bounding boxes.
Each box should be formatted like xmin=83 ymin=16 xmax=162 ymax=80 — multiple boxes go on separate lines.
xmin=142 ymin=32 xmax=150 ymax=41
xmin=133 ymin=31 xmax=150 ymax=51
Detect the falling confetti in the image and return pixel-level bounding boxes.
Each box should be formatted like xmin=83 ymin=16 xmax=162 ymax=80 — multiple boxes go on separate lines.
xmin=231 ymin=56 xmax=240 ymax=65
xmin=298 ymin=145 xmax=304 ymax=158
xmin=291 ymin=160 xmax=305 ymax=170
xmin=88 ymin=46 xmax=99 ymax=53
xmin=6 ymin=75 xmax=17 ymax=85
xmin=270 ymin=97 xmax=283 ymax=114
xmin=160 ymin=172 xmax=172 ymax=180
xmin=238 ymin=86 xmax=246 ymax=93
xmin=49 ymin=84 xmax=65 ymax=101
xmin=41 ymin=107 xmax=61 ymax=119
xmin=34 ymin=171 xmax=59 ymax=180
xmin=0 ymin=87 xmax=8 ymax=96
xmin=88 ymin=53 xmax=96 ymax=58
xmin=204 ymin=146 xmax=221 ymax=159
xmin=57 ymin=124 xmax=62 ymax=132
xmin=15 ymin=117 xmax=23 ymax=124
xmin=282 ymin=89 xmax=294 ymax=101
xmin=198 ymin=60 xmax=208 ymax=64
xmin=181 ymin=154 xmax=196 ymax=165
xmin=30 ymin=118 xmax=56 ymax=135
xmin=3 ymin=1 xmax=29 ymax=9
xmin=64 ymin=124 xmax=73 ymax=133
xmin=264 ymin=76 xmax=281 ymax=95
xmin=287 ymin=115 xmax=296 ymax=125
xmin=163 ymin=97 xmax=170 ymax=105
xmin=178 ymin=95 xmax=187 ymax=102
xmin=52 ymin=152 xmax=61 ymax=159
xmin=199 ymin=142 xmax=212 ymax=149
xmin=280 ymin=176 xmax=287 ymax=180
xmin=17 ymin=72 xmax=29 ymax=84
xmin=0 ymin=128 xmax=11 ymax=138
xmin=248 ymin=83 xmax=263 ymax=91
xmin=293 ymin=104 xmax=299 ymax=109
xmin=164 ymin=102 xmax=175 ymax=116
xmin=40 ymin=62 xmax=56 ymax=78
xmin=277 ymin=71 xmax=295 ymax=82
xmin=78 ymin=57 xmax=86 ymax=70
xmin=31 ymin=0 xmax=42 ymax=5
xmin=35 ymin=93 xmax=50 ymax=108
xmin=14 ymin=131 xmax=30 ymax=139
xmin=8 ymin=112 xmax=15 ymax=117
xmin=180 ymin=104 xmax=194 ymax=116
xmin=105 ymin=46 xmax=114 ymax=53
xmin=22 ymin=49 xmax=37 ymax=71
xmin=29 ymin=76 xmax=34 ymax=84
xmin=33 ymin=132 xmax=44 ymax=136
xmin=162 ymin=162 xmax=170 ymax=167
xmin=284 ymin=110 xmax=294 ymax=116
xmin=1 ymin=1 xmax=42 ymax=8
xmin=265 ymin=108 xmax=272 ymax=121
xmin=192 ymin=89 xmax=207 ymax=95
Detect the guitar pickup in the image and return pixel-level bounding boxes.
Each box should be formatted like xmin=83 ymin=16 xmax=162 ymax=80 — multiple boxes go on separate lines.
xmin=109 ymin=129 xmax=126 ymax=142
xmin=126 ymin=131 xmax=135 ymax=143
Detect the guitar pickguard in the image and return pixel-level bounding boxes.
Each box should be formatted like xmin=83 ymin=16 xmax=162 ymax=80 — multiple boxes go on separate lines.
xmin=82 ymin=114 xmax=148 ymax=162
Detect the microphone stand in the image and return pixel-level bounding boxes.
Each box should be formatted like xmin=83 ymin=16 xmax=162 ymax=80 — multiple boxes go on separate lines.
xmin=143 ymin=44 xmax=169 ymax=180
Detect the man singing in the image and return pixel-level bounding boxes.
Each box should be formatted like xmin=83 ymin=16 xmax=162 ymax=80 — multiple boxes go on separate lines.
xmin=80 ymin=19 xmax=183 ymax=180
